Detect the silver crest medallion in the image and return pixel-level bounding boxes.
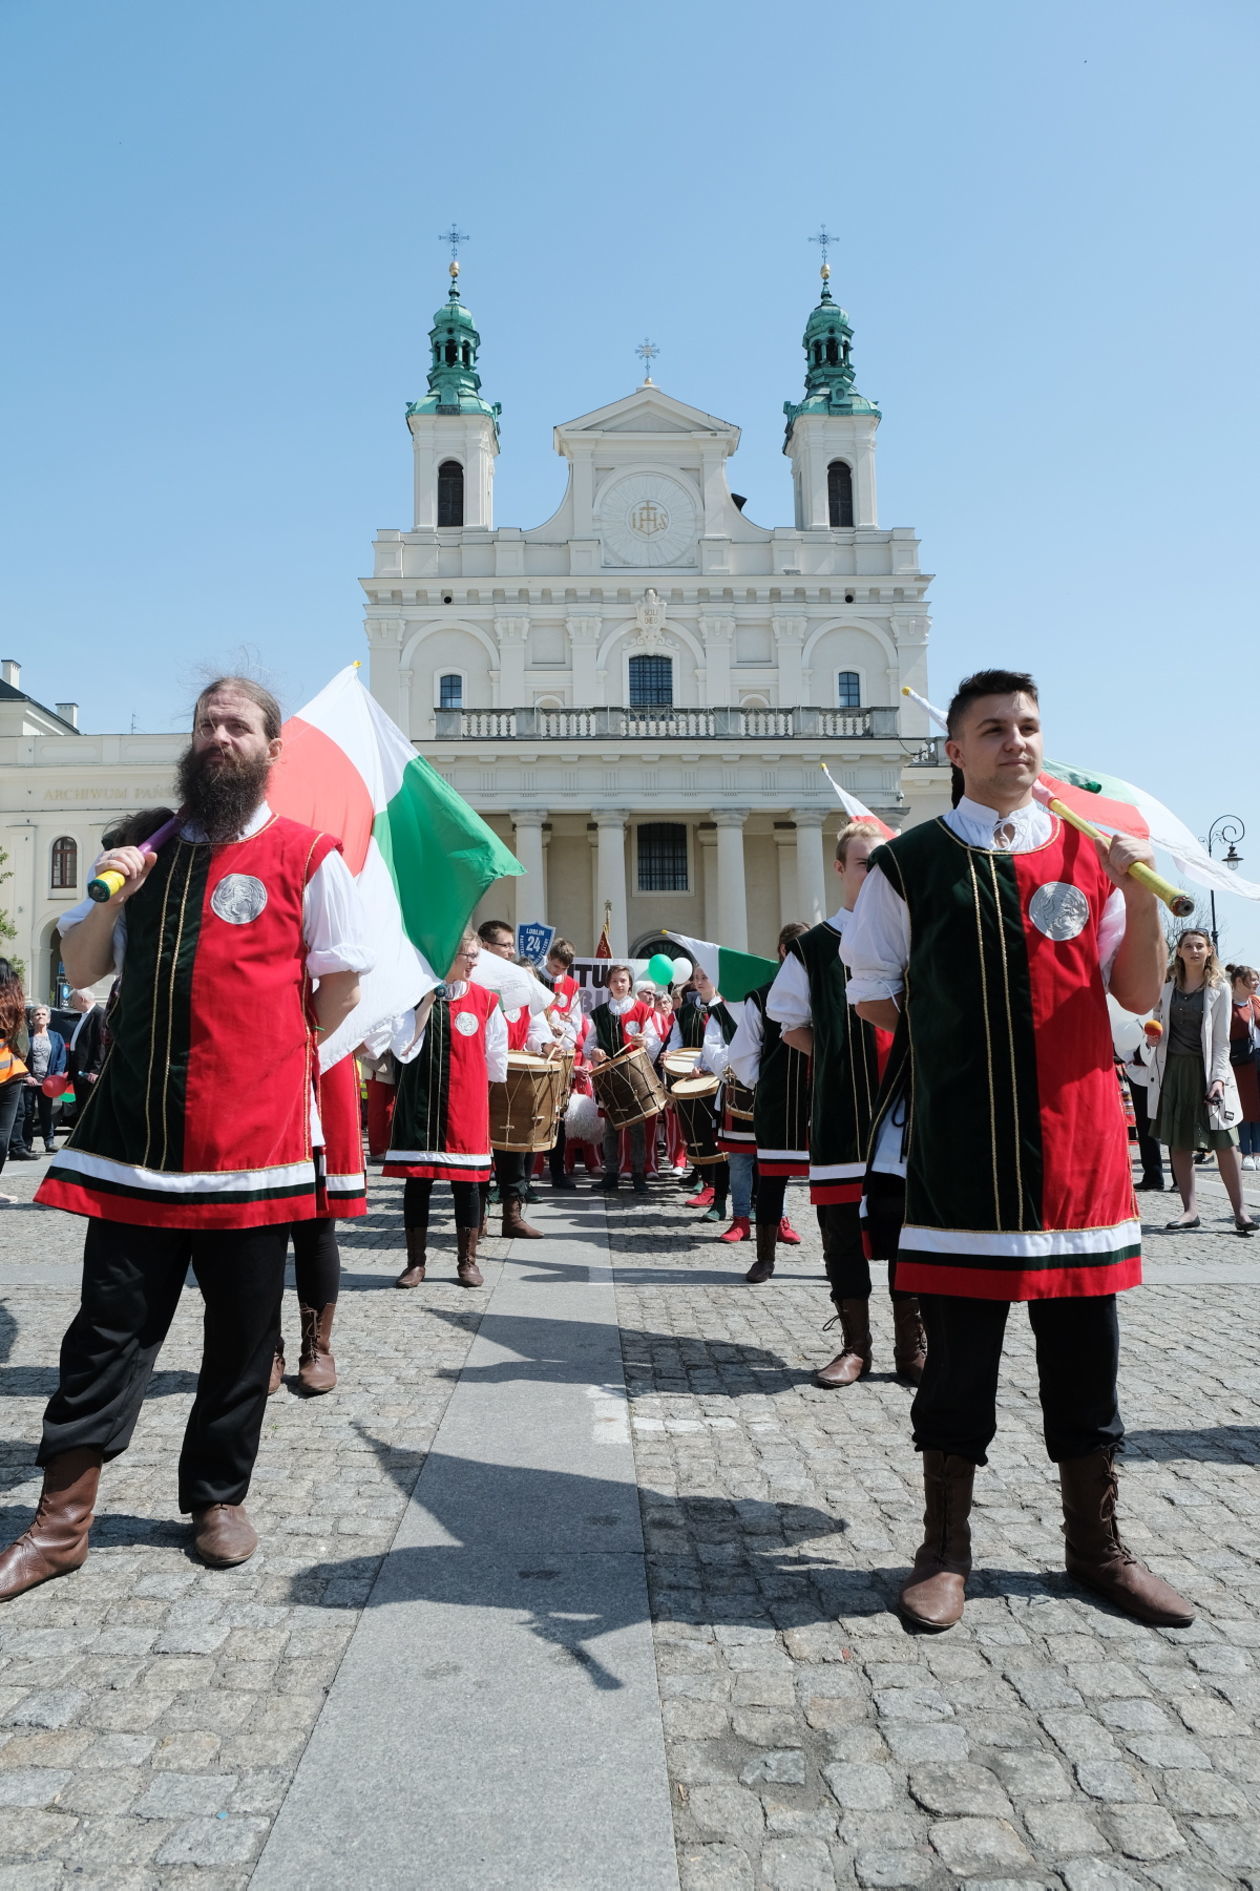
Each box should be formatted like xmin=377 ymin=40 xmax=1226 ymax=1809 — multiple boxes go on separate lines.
xmin=210 ymin=874 xmax=268 ymax=926
xmin=1028 ymin=881 xmax=1090 ymax=943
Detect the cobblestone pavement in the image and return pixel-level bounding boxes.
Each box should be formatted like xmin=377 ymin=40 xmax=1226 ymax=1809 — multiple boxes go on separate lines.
xmin=613 ymin=1164 xmax=1260 ymax=1891
xmin=0 ymin=1151 xmax=1257 ymax=1888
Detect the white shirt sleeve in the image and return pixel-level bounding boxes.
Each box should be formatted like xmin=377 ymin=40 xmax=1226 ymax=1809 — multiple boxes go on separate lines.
xmin=728 ymin=999 xmax=763 ymax=1089
xmin=304 ymin=850 xmax=375 ymax=978
xmin=58 ymin=892 xmax=127 ymax=975
xmin=664 ymin=1018 xmax=683 ymax=1056
xmin=1098 ymin=889 xmax=1127 ymax=986
xmin=765 ymin=954 xmax=812 ymax=1031
xmin=698 ymin=1013 xmax=733 ymax=1076
xmin=525 ymin=1008 xmax=553 ymax=1054
xmin=484 ymin=1002 xmax=509 ymax=1083
xmin=841 ymin=870 xmax=910 ymax=1005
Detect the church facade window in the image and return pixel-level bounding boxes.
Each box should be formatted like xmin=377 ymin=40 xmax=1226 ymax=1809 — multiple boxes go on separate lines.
xmin=628 ymin=654 xmax=673 ymax=707
xmin=437 ymin=460 xmax=464 ymax=527
xmin=828 ymin=459 xmax=854 ymax=528
xmin=837 ymin=670 xmax=861 ymax=709
xmin=50 ymin=836 xmax=78 ymax=889
xmin=637 ymin=823 xmax=688 ymax=893
xmin=438 ymin=672 xmax=464 ymax=711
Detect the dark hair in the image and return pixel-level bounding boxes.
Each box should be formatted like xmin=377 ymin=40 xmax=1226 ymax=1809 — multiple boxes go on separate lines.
xmin=548 ymin=937 xmax=576 ymax=967
xmin=101 ymin=806 xmax=177 ymax=850
xmin=192 ymin=676 xmax=282 ymax=742
xmin=946 ymin=669 xmax=1039 ymax=736
xmin=778 ymin=922 xmax=809 ymax=949
xmin=1227 ymin=963 xmax=1258 ymax=983
xmin=0 ymin=959 xmax=24 ymax=1043
xmin=477 ymin=919 xmax=514 ymax=945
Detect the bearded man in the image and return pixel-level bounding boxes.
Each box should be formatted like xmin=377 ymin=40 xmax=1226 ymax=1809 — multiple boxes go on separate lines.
xmin=0 ymin=678 xmax=372 ymax=1598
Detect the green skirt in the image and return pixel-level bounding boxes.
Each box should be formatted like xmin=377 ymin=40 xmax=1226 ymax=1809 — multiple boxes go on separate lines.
xmin=1154 ymin=1052 xmax=1238 ymax=1151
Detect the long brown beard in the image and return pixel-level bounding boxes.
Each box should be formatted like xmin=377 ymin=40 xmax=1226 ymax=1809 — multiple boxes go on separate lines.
xmin=176 ymin=744 xmax=272 ymax=843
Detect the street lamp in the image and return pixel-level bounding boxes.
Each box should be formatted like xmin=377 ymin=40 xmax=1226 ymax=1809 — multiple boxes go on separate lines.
xmin=1201 ymin=815 xmax=1245 ymax=950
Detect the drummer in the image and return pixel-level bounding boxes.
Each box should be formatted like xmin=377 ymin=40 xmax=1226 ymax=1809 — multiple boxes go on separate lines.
xmin=589 ymin=964 xmax=663 ymax=1195
xmin=728 ymin=923 xmax=810 ymax=1284
xmin=541 ymin=938 xmax=582 ymax=1193
xmin=693 ymin=967 xmax=756 ymax=1240
xmin=478 ymin=923 xmax=564 ymax=1238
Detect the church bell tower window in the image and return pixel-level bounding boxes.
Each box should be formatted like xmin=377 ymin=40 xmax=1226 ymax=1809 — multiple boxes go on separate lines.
xmin=437 ymin=460 xmax=465 ymax=527
xmin=828 ymin=460 xmax=854 ymax=528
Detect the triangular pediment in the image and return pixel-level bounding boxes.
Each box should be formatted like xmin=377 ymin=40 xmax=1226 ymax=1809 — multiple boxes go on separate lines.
xmin=556 ymin=385 xmax=740 ymax=447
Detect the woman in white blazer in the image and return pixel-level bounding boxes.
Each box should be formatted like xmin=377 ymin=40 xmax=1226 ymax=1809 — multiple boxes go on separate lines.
xmin=1147 ymin=929 xmax=1257 ymax=1234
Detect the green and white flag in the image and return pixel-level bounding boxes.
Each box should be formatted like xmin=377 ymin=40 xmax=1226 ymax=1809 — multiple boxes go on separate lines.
xmin=666 ymin=933 xmax=778 ymax=1002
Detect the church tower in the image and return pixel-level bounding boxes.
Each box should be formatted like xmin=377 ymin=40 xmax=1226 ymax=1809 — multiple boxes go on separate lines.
xmin=405 ymin=260 xmax=501 ymax=531
xmin=782 ymin=263 xmax=880 ymax=531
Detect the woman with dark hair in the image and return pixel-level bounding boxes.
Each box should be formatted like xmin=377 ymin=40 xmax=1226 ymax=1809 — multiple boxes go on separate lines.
xmin=1228 ymin=964 xmax=1260 ymax=1170
xmin=1147 ymin=931 xmax=1257 ymax=1234
xmin=0 ymin=960 xmax=28 ymax=1204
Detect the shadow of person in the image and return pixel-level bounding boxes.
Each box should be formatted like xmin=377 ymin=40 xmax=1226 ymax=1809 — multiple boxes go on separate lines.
xmin=1123 ymin=1426 xmax=1260 ymax=1464
xmin=287 ymin=1426 xmax=860 ymax=1689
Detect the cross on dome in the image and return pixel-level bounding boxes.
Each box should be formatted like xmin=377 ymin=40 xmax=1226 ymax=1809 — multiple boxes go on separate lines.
xmin=635 ymin=338 xmax=659 ymax=385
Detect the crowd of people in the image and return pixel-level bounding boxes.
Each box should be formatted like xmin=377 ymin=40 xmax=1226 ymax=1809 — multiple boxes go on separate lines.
xmin=0 ymin=667 xmax=1256 ymax=1639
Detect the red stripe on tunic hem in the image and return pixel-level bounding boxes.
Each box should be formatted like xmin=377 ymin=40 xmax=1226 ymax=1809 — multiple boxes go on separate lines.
xmin=758 ymin=1159 xmax=808 ymax=1177
xmin=894 ymin=1255 xmax=1143 ymax=1301
xmin=382 ymin=1161 xmax=492 ymax=1183
xmin=810 ymin=1181 xmax=863 ymax=1205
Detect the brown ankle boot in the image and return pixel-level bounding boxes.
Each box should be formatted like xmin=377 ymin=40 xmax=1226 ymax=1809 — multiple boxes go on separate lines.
xmin=267 ymin=1346 xmax=285 ymax=1395
xmin=396 ymin=1224 xmax=427 ymax=1289
xmin=815 ymin=1299 xmax=872 ymax=1388
xmin=1059 ymin=1447 xmax=1194 ymax=1626
xmin=191 ymin=1503 xmax=258 ymax=1568
xmin=899 ymin=1450 xmax=974 ymax=1629
xmin=745 ymin=1221 xmax=777 ymax=1284
xmin=297 ymin=1303 xmax=337 ymax=1395
xmin=501 ymin=1194 xmax=542 ymax=1240
xmin=456 ymin=1225 xmax=484 ymax=1288
xmin=892 ymin=1293 xmax=927 ymax=1385
xmin=0 ymin=1448 xmax=103 ymax=1602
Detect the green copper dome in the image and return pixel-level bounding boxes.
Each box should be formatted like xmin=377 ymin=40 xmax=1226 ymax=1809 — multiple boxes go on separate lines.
xmin=406 ymin=264 xmax=501 ymax=428
xmin=784 ymin=269 xmax=880 ymax=433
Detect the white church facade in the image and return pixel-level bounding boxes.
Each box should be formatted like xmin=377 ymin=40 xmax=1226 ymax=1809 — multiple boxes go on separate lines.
xmin=364 ymin=260 xmax=949 ymax=957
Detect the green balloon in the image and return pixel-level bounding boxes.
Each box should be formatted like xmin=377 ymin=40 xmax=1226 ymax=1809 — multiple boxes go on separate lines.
xmin=646 ymin=952 xmax=675 ymax=987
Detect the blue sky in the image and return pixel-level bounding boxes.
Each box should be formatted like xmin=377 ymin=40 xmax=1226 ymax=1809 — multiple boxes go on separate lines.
xmin=2 ymin=0 xmax=1257 ymax=952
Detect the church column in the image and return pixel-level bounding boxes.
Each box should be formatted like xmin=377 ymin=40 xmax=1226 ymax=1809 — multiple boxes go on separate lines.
xmin=712 ymin=808 xmax=749 ymax=952
xmin=773 ymin=824 xmax=798 ymax=924
xmin=792 ymin=809 xmax=828 ymax=925
xmin=698 ymin=824 xmax=718 ymax=938
xmin=511 ymin=810 xmax=547 ymax=927
xmin=594 ymin=810 xmax=629 ymax=955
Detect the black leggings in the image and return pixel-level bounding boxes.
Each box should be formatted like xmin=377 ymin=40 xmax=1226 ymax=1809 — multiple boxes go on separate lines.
xmin=816 ymin=1201 xmax=914 ymax=1304
xmin=289 ymin=1219 xmax=341 ymax=1307
xmin=756 ymin=1174 xmax=787 ymax=1225
xmin=404 ymin=1176 xmax=482 ymax=1231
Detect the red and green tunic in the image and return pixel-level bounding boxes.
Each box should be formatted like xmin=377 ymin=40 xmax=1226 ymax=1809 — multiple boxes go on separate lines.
xmin=316 ymin=1053 xmax=367 ymax=1220
xmin=39 ymin=816 xmax=337 ymax=1229
xmin=745 ymin=984 xmax=810 ymax=1178
xmin=789 ymin=922 xmax=887 ymax=1204
xmin=383 ymin=983 xmax=501 ymax=1184
xmin=871 ymin=817 xmax=1140 ymax=1300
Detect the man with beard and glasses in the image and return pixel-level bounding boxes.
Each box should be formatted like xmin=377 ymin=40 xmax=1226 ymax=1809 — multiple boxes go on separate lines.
xmin=0 ymin=678 xmax=373 ymax=1600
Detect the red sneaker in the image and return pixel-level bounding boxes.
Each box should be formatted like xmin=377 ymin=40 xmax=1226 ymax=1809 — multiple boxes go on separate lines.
xmin=778 ymin=1217 xmax=802 ymax=1245
xmin=718 ymin=1217 xmax=752 ymax=1243
xmin=685 ymin=1186 xmax=716 ymax=1209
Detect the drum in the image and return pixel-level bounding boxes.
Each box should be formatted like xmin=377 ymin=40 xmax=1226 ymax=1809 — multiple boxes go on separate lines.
xmin=671 ymin=1072 xmax=722 ymax=1166
xmin=661 ymin=1047 xmax=702 ymax=1089
xmin=490 ymin=1053 xmax=565 ymax=1152
xmin=723 ymin=1076 xmax=756 ymax=1121
xmin=591 ymin=1044 xmax=666 ymax=1129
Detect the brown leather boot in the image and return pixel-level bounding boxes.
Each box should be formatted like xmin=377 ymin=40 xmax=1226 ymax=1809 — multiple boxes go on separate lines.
xmin=297 ymin=1303 xmax=337 ymax=1395
xmin=267 ymin=1346 xmax=285 ymax=1395
xmin=745 ymin=1221 xmax=777 ymax=1284
xmin=892 ymin=1293 xmax=927 ymax=1385
xmin=501 ymin=1193 xmax=543 ymax=1240
xmin=456 ymin=1225 xmax=484 ymax=1288
xmin=899 ymin=1450 xmax=974 ymax=1629
xmin=815 ymin=1299 xmax=872 ymax=1388
xmin=1059 ymin=1447 xmax=1194 ymax=1626
xmin=0 ymin=1448 xmax=103 ymax=1602
xmin=191 ymin=1504 xmax=258 ymax=1568
xmin=395 ymin=1224 xmax=427 ymax=1289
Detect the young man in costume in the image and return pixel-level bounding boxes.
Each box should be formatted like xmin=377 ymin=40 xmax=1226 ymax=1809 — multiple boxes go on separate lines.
xmin=693 ymin=966 xmax=756 ymax=1239
xmin=845 ymin=668 xmax=1193 ymax=1630
xmin=768 ymin=825 xmax=927 ymax=1388
xmin=2 ymin=679 xmax=371 ymax=1596
xmin=588 ymin=963 xmax=661 ymax=1193
xmin=386 ymin=931 xmax=507 ymax=1290
xmin=728 ymin=923 xmax=809 ymax=1283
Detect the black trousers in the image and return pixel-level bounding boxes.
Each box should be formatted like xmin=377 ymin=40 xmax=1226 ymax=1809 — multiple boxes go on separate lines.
xmin=816 ymin=1201 xmax=870 ymax=1300
xmin=403 ymin=1175 xmax=481 ymax=1230
xmin=911 ymin=1291 xmax=1123 ymax=1467
xmin=289 ymin=1218 xmax=341 ymax=1307
xmin=1130 ymin=1082 xmax=1164 ymax=1185
xmin=756 ymin=1173 xmax=787 ymax=1226
xmin=40 ymin=1218 xmax=289 ymax=1511
xmin=0 ymin=1083 xmax=21 ymax=1176
xmin=493 ymin=1148 xmax=527 ymax=1199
